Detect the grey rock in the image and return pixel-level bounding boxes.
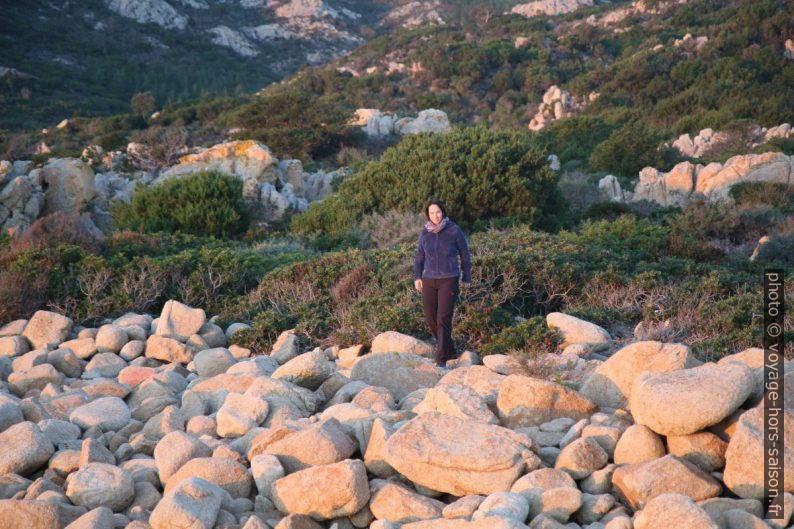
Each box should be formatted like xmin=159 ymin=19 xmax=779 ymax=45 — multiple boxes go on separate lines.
xmin=0 ymin=402 xmax=24 ymax=432
xmin=149 ymin=477 xmax=225 ymax=529
xmin=198 ymin=322 xmax=227 ymax=348
xmin=48 ymin=348 xmax=83 ymax=378
xmin=70 ymin=397 xmax=131 ymax=431
xmin=156 ymin=300 xmax=206 ymax=342
xmin=8 ymin=364 xmax=64 ymax=396
xmin=194 ymin=347 xmax=235 ymax=377
xmin=0 ymin=421 xmax=54 ymax=475
xmin=22 ymin=310 xmax=73 ymax=350
xmin=154 ymin=431 xmax=212 ymax=485
xmin=65 ymin=463 xmax=134 ymax=512
xmin=0 ymin=336 xmax=29 ymax=357
xmin=0 ymin=499 xmax=74 ymax=528
xmin=165 ymin=457 xmax=252 ymax=498
xmin=119 ymin=340 xmax=145 ymax=361
xmin=79 ymin=438 xmax=116 ymax=467
xmin=95 ymin=325 xmax=128 ymax=354
xmin=351 ymin=352 xmax=442 ymax=400
xmin=38 ymin=419 xmax=81 ymax=446
xmin=84 ymin=352 xmax=127 ymax=378
xmin=145 ymin=335 xmax=194 ymax=364
xmin=272 ymin=349 xmax=335 ymax=390
xmin=64 ymin=506 xmax=114 ymax=529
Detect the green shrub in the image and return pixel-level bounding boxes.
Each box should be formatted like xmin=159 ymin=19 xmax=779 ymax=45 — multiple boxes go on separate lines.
xmin=230 ymin=309 xmax=299 ymax=355
xmin=481 ymin=316 xmax=562 ymax=356
xmin=755 ymin=231 xmax=794 ymax=267
xmin=291 ymin=126 xmax=569 ymax=237
xmin=537 ymin=116 xmax=617 ymax=166
xmin=754 ymin=216 xmax=794 ymax=267
xmin=590 ymin=120 xmax=671 ymax=177
xmin=230 ymin=91 xmax=355 ymax=159
xmin=112 ymin=170 xmax=251 ymax=238
xmin=729 ymin=182 xmax=794 ymax=210
xmin=580 ymin=201 xmax=634 ymax=222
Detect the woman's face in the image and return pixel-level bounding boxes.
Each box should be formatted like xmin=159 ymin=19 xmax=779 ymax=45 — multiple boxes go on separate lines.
xmin=428 ymin=204 xmax=443 ymax=225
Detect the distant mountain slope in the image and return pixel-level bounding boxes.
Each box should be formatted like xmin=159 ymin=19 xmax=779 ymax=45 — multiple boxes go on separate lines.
xmin=3 ymin=0 xmax=792 ymax=175
xmin=0 ymin=0 xmax=500 ymax=129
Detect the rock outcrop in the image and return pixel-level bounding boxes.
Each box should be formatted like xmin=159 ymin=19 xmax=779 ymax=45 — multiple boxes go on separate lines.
xmin=1 ymin=139 xmax=346 ymax=233
xmin=207 ymin=26 xmax=260 ymax=57
xmin=107 ymin=0 xmax=188 ymax=30
xmin=603 ymin=152 xmax=793 ymax=207
xmin=672 ymin=124 xmax=792 ymax=158
xmin=528 ymin=86 xmax=597 ymax=131
xmin=383 ymin=1 xmax=445 ymax=29
xmin=352 ymin=109 xmax=452 ymax=138
xmin=511 ymin=0 xmax=594 ymax=18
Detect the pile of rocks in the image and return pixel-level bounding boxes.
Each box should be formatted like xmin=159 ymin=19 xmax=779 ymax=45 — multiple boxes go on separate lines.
xmin=511 ymin=0 xmax=595 ymax=19
xmin=0 ymin=301 xmax=789 ymax=529
xmin=672 ymin=124 xmax=792 ymax=159
xmin=350 ymin=109 xmax=452 ymax=139
xmin=599 ymin=151 xmax=794 ymax=206
xmin=528 ymin=86 xmax=598 ymax=132
xmin=673 ymin=33 xmax=709 ymax=53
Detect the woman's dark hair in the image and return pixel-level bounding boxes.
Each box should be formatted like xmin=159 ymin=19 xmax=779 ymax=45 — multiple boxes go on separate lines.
xmin=424 ymin=198 xmax=448 ymax=220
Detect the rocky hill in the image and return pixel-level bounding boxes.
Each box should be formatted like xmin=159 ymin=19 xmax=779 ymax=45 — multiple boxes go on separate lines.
xmin=0 ymin=301 xmax=789 ymax=529
xmin=0 ymin=0 xmax=511 ymax=130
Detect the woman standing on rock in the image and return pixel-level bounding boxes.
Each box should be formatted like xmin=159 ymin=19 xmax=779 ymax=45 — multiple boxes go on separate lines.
xmin=413 ymin=198 xmax=472 ymax=367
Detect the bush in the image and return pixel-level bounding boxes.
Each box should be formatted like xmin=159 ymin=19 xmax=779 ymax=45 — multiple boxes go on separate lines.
xmin=729 ymin=182 xmax=794 ymax=210
xmin=230 ymin=309 xmax=299 ymax=354
xmin=130 ymin=91 xmax=155 ymax=117
xmin=127 ymin=126 xmax=188 ymax=170
xmin=590 ymin=120 xmax=671 ymax=177
xmin=537 ymin=116 xmax=617 ymax=166
xmin=230 ymin=91 xmax=355 ymax=159
xmin=0 ymin=226 xmax=302 ymax=325
xmin=754 ymin=216 xmax=794 ymax=267
xmin=291 ymin=126 xmax=569 ymax=237
xmin=580 ymin=201 xmax=634 ymax=222
xmin=358 ymin=209 xmax=425 ymax=249
xmin=481 ymin=316 xmax=562 ymax=357
xmin=112 ymin=170 xmax=251 ymax=238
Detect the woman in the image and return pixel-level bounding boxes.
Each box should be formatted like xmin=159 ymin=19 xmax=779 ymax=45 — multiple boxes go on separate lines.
xmin=413 ymin=198 xmax=472 ymax=366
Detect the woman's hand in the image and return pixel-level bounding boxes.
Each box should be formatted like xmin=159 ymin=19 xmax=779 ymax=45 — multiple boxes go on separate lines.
xmin=414 ymin=279 xmax=423 ymax=292
xmin=461 ymin=282 xmax=471 ymax=289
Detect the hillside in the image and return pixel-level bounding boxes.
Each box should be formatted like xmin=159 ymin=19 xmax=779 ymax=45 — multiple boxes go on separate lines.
xmin=265 ymin=0 xmax=794 ymax=167
xmin=0 ymin=0 xmax=508 ymax=130
xmin=4 ymin=0 xmax=792 ymax=172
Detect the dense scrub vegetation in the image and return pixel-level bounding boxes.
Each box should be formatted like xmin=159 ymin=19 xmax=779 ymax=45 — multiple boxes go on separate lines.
xmin=2 ymin=183 xmax=792 ymax=362
xmin=0 ymin=222 xmax=309 ymax=327
xmin=290 ymin=127 xmax=569 ymax=239
xmin=231 ymin=207 xmax=794 ymax=361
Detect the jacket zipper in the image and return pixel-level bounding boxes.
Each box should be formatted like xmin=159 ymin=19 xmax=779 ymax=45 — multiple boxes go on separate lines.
xmin=435 ymin=231 xmax=440 ymax=276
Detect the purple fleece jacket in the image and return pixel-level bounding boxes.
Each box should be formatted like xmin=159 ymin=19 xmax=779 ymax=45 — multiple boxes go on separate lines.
xmin=413 ymin=220 xmax=472 ymax=283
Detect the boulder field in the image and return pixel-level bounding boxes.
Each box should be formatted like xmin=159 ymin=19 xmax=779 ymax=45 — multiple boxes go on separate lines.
xmin=0 ymin=301 xmax=790 ymax=529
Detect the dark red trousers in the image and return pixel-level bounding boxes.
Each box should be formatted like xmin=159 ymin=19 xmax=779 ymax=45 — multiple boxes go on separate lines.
xmin=421 ymin=276 xmax=459 ymax=365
